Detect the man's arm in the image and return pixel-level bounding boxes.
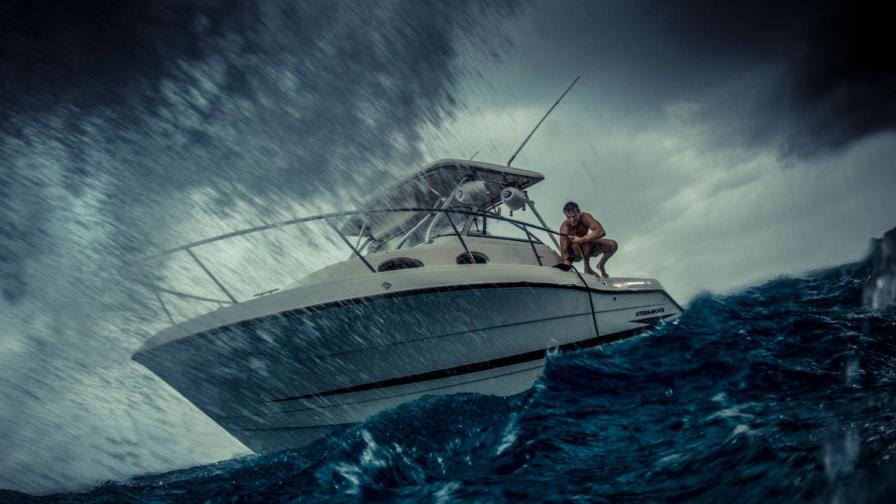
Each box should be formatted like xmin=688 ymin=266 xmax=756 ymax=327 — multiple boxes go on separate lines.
xmin=572 ymin=213 xmax=606 ymax=244
xmin=558 ymin=222 xmax=570 ymax=263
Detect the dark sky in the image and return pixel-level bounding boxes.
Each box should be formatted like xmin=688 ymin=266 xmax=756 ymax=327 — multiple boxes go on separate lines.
xmin=0 ymin=0 xmax=519 ymax=302
xmin=463 ymin=0 xmax=896 ymax=158
xmin=2 ymin=0 xmax=892 ymax=154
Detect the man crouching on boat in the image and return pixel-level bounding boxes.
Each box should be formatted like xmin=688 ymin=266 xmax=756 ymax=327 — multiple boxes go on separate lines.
xmin=559 ymin=201 xmax=618 ymax=277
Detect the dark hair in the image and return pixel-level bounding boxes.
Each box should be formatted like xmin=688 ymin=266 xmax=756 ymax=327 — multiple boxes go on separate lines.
xmin=562 ymin=201 xmax=580 ymax=213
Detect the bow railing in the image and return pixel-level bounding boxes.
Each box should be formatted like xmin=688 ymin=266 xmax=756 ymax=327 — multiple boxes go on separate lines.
xmin=140 ymin=207 xmax=564 ymax=325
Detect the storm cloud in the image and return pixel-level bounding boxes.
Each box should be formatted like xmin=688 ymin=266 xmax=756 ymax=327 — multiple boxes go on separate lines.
xmin=503 ymin=0 xmax=895 ymax=159
xmin=656 ymin=0 xmax=896 ymax=158
xmin=0 ymin=0 xmax=519 ymax=303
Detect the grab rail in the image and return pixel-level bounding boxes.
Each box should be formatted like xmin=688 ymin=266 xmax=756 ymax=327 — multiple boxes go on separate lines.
xmin=141 ymin=207 xmax=564 ymax=322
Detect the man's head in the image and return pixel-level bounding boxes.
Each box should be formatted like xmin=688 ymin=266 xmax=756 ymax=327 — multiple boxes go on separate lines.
xmin=563 ymin=201 xmax=581 ymax=225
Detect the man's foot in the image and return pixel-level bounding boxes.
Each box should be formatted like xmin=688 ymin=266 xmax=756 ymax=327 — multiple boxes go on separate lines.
xmin=599 ymin=267 xmax=609 ymax=278
xmin=584 ymin=267 xmax=600 ymax=276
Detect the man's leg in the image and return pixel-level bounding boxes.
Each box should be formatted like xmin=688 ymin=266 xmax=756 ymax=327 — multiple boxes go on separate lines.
xmin=594 ymin=239 xmax=618 ymax=278
xmin=578 ymin=242 xmax=598 ymax=275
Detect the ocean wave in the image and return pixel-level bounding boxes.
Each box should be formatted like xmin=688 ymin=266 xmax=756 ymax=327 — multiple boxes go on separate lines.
xmin=7 ymin=256 xmax=894 ymax=502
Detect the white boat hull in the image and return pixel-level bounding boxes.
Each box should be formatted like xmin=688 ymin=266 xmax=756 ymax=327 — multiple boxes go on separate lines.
xmin=135 ymin=271 xmax=680 ymax=452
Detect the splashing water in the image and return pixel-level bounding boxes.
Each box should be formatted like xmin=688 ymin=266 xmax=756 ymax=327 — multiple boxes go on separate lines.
xmin=0 ymin=0 xmax=521 ymax=493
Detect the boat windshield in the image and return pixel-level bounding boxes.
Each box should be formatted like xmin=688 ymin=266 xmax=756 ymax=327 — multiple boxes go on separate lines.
xmin=365 ymin=211 xmax=543 ymax=253
xmin=366 ymin=210 xmax=463 ymax=253
xmin=340 ymin=160 xmax=546 ymax=253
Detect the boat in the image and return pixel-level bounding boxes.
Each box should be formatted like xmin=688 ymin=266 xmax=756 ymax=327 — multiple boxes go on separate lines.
xmin=133 ymin=158 xmax=684 ymax=453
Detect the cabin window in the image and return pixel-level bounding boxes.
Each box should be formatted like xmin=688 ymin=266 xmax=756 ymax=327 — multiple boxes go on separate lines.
xmin=377 ymin=257 xmax=424 ymax=272
xmin=456 ymin=251 xmax=489 ymax=264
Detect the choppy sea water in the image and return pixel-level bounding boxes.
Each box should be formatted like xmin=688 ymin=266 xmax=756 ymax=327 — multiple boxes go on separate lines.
xmin=4 ymin=258 xmax=895 ymax=503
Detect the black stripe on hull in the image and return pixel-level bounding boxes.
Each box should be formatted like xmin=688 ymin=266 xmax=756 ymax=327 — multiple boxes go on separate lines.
xmin=628 ymin=313 xmax=679 ymax=325
xmin=223 ymin=364 xmax=548 ymax=421
xmin=290 ymin=311 xmax=591 ymax=368
xmin=237 ymin=422 xmax=357 ymax=433
xmin=271 ymin=325 xmax=653 ymax=404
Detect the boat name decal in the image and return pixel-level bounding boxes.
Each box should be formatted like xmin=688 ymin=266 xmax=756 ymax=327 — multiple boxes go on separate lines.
xmin=635 ymin=307 xmax=665 ymax=317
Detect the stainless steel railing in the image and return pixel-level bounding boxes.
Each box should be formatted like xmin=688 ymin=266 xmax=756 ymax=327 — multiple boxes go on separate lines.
xmin=141 ymin=207 xmax=564 ymax=325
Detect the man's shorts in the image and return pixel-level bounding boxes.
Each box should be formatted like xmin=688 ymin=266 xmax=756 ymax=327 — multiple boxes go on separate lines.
xmin=568 ymin=240 xmax=616 ymax=261
xmin=567 ymin=244 xmax=584 ymax=262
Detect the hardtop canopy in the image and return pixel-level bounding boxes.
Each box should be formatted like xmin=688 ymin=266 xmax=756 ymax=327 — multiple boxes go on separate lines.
xmin=340 ymin=159 xmax=544 ymax=241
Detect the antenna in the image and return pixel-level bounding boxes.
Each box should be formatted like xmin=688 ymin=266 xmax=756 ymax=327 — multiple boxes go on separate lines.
xmin=506 ymin=75 xmax=580 ymax=167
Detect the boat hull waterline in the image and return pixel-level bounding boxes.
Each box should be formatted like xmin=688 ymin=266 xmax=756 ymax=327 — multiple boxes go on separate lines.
xmin=135 ymin=279 xmax=681 ymax=452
